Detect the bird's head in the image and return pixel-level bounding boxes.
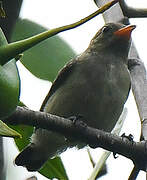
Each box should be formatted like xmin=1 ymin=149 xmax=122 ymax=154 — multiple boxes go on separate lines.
xmin=89 ymin=23 xmax=136 ymax=57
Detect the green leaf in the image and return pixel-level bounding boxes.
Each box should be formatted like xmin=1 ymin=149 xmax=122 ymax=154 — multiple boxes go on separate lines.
xmin=11 ymin=124 xmax=33 ymax=151
xmin=0 ymin=59 xmax=20 ymax=118
xmin=0 ymin=1 xmax=117 ymax=66
xmin=0 ymin=28 xmax=20 ymax=118
xmin=11 ymin=19 xmax=76 ymax=82
xmin=39 ymin=156 xmax=69 ymax=180
xmin=0 ymin=120 xmax=21 ymax=138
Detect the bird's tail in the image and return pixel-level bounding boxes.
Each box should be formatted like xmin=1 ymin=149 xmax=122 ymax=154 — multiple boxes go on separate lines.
xmin=15 ymin=143 xmax=48 ymax=171
xmin=15 ymin=129 xmax=68 ymax=171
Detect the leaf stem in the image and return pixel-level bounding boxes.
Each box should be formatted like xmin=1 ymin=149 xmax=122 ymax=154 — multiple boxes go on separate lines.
xmin=0 ymin=0 xmax=118 ymax=65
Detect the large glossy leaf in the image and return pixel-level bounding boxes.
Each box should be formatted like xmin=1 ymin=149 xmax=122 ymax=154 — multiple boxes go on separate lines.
xmin=0 ymin=59 xmax=20 ymax=118
xmin=0 ymin=28 xmax=20 ymax=118
xmin=11 ymin=19 xmax=76 ymax=82
xmin=39 ymin=156 xmax=69 ymax=180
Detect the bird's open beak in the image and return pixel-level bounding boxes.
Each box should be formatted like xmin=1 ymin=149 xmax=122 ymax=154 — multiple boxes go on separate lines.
xmin=114 ymin=25 xmax=136 ymax=40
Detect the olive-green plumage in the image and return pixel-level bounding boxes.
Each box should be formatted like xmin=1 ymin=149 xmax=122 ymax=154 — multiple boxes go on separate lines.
xmin=15 ymin=23 xmax=135 ymax=171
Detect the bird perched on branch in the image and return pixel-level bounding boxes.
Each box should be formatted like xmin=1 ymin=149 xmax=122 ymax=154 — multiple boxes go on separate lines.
xmin=15 ymin=23 xmax=136 ymax=171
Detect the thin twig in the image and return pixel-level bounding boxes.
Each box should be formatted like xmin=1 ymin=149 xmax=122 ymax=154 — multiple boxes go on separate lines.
xmin=128 ymin=166 xmax=140 ymax=180
xmin=87 ymin=148 xmax=95 ymax=168
xmin=119 ymin=0 xmax=147 ymax=18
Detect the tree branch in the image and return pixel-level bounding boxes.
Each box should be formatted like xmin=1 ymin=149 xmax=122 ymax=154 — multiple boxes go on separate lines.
xmin=128 ymin=166 xmax=140 ymax=180
xmin=4 ymin=106 xmax=147 ymax=172
xmin=119 ymin=0 xmax=147 ymax=18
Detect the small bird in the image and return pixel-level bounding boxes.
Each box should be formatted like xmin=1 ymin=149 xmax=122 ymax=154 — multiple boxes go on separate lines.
xmin=15 ymin=23 xmax=136 ymax=171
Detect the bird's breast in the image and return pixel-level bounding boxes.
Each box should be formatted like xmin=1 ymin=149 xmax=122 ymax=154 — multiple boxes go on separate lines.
xmin=44 ymin=60 xmax=130 ymax=132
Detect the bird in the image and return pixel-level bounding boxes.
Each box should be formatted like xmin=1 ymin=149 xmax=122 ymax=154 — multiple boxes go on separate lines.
xmin=15 ymin=23 xmax=136 ymax=171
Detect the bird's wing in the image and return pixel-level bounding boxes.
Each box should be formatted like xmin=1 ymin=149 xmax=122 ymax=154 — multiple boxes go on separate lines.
xmin=40 ymin=59 xmax=77 ymax=111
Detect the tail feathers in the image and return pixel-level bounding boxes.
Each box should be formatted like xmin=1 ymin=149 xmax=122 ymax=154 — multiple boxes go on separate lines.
xmin=15 ymin=143 xmax=47 ymax=171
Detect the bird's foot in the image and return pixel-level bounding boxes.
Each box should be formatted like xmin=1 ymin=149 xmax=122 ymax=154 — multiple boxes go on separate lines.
xmin=69 ymin=114 xmax=87 ymax=130
xmin=65 ymin=115 xmax=87 ymax=144
xmin=113 ymin=133 xmax=134 ymax=159
xmin=113 ymin=152 xmax=118 ymax=159
xmin=121 ymin=133 xmax=134 ymax=143
xmin=68 ymin=115 xmax=83 ymax=124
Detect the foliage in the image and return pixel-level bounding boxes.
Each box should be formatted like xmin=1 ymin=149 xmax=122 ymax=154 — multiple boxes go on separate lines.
xmin=11 ymin=19 xmax=76 ymax=82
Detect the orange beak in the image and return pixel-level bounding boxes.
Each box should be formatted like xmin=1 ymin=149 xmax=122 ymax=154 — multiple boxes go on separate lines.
xmin=114 ymin=25 xmax=136 ymax=40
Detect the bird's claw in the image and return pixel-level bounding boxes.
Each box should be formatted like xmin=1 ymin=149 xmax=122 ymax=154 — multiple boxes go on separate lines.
xmin=121 ymin=133 xmax=134 ymax=154
xmin=113 ymin=152 xmax=118 ymax=159
xmin=113 ymin=133 xmax=134 ymax=159
xmin=121 ymin=133 xmax=134 ymax=142
xmin=69 ymin=115 xmax=87 ymax=130
xmin=68 ymin=115 xmax=83 ymax=124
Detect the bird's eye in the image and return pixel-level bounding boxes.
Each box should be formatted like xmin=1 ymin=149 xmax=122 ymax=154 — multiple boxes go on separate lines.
xmin=101 ymin=26 xmax=111 ymax=33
